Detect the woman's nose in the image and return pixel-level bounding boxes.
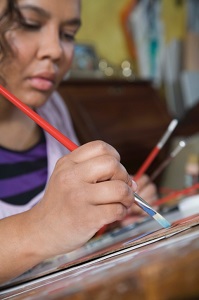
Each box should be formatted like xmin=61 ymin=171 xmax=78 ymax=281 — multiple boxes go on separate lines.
xmin=38 ymin=29 xmax=63 ymax=62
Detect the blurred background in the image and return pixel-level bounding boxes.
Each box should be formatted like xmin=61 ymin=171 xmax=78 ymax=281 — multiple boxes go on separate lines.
xmin=72 ymin=0 xmax=199 ymax=118
xmin=59 ymin=0 xmax=199 ymax=192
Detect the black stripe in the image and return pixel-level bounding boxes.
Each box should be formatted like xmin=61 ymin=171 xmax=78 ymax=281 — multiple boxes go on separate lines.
xmin=0 ymin=158 xmax=47 ymax=179
xmin=1 ymin=184 xmax=46 ymax=205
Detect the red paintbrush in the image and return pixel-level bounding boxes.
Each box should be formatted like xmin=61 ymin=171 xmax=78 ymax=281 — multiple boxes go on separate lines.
xmin=153 ymin=182 xmax=199 ymax=207
xmin=134 ymin=119 xmax=178 ymax=181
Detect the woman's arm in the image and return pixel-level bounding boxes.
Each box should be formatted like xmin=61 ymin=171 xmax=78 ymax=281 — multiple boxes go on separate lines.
xmin=0 ymin=210 xmax=48 ymax=284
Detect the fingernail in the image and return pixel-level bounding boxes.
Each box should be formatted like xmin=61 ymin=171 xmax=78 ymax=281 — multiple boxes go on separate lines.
xmin=131 ymin=179 xmax=137 ymax=190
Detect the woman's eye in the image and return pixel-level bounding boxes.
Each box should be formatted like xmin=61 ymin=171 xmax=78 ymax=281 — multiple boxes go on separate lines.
xmin=20 ymin=20 xmax=41 ymax=30
xmin=61 ymin=32 xmax=75 ymax=42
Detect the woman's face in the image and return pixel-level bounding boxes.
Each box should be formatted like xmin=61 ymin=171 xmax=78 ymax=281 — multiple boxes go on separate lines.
xmin=1 ymin=0 xmax=81 ymax=107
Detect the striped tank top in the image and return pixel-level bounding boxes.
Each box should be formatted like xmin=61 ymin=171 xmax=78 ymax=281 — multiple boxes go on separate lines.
xmin=0 ymin=130 xmax=47 ymax=206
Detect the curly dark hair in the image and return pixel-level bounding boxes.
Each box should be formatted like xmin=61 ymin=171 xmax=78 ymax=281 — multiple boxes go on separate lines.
xmin=0 ymin=0 xmax=23 ymax=84
xmin=0 ymin=0 xmax=22 ymax=62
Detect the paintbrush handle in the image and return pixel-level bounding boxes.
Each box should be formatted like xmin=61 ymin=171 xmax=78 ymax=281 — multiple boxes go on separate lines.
xmin=150 ymin=156 xmax=172 ymax=181
xmin=134 ymin=147 xmax=160 ymax=181
xmin=134 ymin=192 xmax=156 ymax=212
xmin=154 ymin=182 xmax=199 ymax=207
xmin=0 ymin=85 xmax=78 ymax=151
xmin=150 ymin=140 xmax=186 ymax=181
xmin=134 ymin=119 xmax=178 ymax=181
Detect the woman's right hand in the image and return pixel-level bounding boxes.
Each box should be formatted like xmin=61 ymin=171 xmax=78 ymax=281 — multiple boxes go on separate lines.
xmin=30 ymin=140 xmax=136 ymax=259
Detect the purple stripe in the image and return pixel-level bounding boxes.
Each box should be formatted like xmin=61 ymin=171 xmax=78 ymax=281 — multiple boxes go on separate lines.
xmin=0 ymin=169 xmax=47 ymax=198
xmin=0 ymin=144 xmax=46 ymax=164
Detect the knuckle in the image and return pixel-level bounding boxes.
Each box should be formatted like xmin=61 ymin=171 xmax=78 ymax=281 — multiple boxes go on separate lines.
xmin=116 ymin=181 xmax=130 ymax=198
xmin=95 ymin=140 xmax=109 ymax=153
xmin=55 ymin=156 xmax=64 ymax=168
xmin=107 ymin=156 xmax=119 ymax=170
xmin=114 ymin=204 xmax=126 ymax=220
xmin=94 ymin=140 xmax=120 ymax=160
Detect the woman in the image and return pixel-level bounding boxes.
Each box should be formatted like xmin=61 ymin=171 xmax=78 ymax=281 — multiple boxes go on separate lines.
xmin=0 ymin=0 xmax=157 ymax=284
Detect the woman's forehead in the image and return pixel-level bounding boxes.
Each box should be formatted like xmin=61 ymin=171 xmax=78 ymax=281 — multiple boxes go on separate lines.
xmin=16 ymin=0 xmax=81 ymax=9
xmin=16 ymin=0 xmax=81 ymax=19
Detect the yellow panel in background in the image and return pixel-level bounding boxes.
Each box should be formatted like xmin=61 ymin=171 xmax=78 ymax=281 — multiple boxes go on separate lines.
xmin=161 ymin=0 xmax=187 ymax=44
xmin=76 ymin=0 xmax=131 ymax=66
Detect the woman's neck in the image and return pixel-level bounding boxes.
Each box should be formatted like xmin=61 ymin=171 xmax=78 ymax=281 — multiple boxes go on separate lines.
xmin=0 ymin=97 xmax=42 ymax=151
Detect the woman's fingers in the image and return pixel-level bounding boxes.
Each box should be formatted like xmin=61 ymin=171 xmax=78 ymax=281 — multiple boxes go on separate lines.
xmin=126 ymin=174 xmax=158 ymax=216
xmin=81 ymin=180 xmax=135 ymax=208
xmin=69 ymin=140 xmax=120 ymax=164
xmin=67 ymin=154 xmax=132 ymax=185
xmin=86 ymin=202 xmax=130 ymax=231
xmin=136 ymin=174 xmax=158 ymax=204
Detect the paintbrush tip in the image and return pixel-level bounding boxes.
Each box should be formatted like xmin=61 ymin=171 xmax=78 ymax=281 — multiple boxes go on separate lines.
xmin=153 ymin=213 xmax=171 ymax=228
xmin=169 ymin=119 xmax=178 ymax=131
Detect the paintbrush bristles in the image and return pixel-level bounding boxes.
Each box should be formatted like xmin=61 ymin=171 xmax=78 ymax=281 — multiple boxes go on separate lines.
xmin=134 ymin=192 xmax=171 ymax=228
xmin=153 ymin=213 xmax=171 ymax=228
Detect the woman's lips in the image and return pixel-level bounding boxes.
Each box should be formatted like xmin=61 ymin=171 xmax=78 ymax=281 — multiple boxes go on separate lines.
xmin=28 ymin=77 xmax=54 ymax=91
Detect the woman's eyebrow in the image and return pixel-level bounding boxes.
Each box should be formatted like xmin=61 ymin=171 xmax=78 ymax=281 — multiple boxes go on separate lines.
xmin=18 ymin=5 xmax=82 ymax=27
xmin=62 ymin=18 xmax=81 ymax=28
xmin=19 ymin=5 xmax=52 ymax=18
